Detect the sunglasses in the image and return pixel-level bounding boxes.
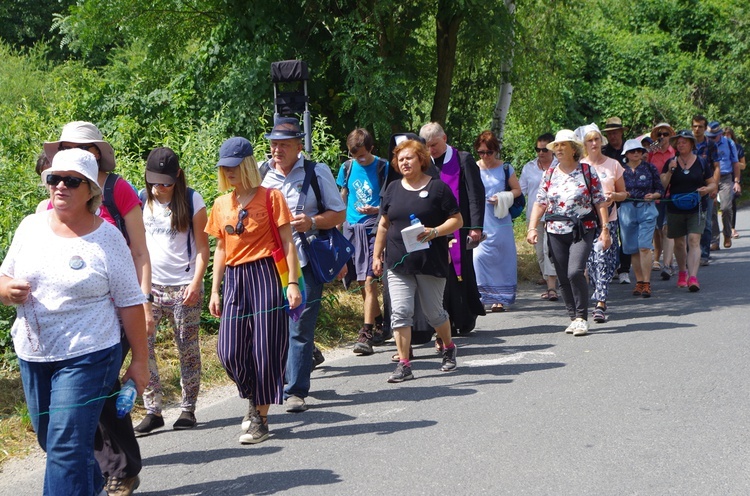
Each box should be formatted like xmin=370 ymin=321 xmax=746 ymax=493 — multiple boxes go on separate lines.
xmin=45 ymin=174 xmax=89 ymax=189
xmin=535 ymin=147 xmax=550 ymax=153
xmin=151 ymin=183 xmax=175 ymax=188
xmin=476 ymin=150 xmax=495 ymax=156
xmin=58 ymin=144 xmax=97 ymax=152
xmin=657 ymin=132 xmax=671 ymax=137
xmin=225 ymin=209 xmax=248 ymax=235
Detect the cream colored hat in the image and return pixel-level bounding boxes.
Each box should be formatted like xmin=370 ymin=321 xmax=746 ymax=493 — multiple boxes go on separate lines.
xmin=44 ymin=121 xmax=116 ymax=172
xmin=546 ymin=129 xmax=584 ymax=154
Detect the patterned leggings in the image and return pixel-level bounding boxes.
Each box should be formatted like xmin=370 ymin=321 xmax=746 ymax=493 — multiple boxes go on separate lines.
xmin=143 ymin=284 xmax=203 ymax=414
xmin=587 ymin=220 xmax=620 ymax=304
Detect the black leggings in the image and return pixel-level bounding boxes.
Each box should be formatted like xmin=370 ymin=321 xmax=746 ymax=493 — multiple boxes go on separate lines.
xmin=547 ymin=230 xmax=595 ymax=320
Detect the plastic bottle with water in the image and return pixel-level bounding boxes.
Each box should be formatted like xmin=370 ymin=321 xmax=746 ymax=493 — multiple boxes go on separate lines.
xmin=116 ymin=379 xmax=137 ymax=419
xmin=593 ymin=239 xmax=605 ymax=253
xmin=409 ymin=214 xmax=430 ymax=246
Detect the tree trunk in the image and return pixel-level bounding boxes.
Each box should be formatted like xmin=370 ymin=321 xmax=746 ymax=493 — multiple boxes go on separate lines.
xmin=431 ymin=1 xmax=463 ymax=126
xmin=492 ymin=0 xmax=516 ymax=149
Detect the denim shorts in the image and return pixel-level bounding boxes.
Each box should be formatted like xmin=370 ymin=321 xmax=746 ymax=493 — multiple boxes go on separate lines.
xmin=619 ymin=201 xmax=658 ymax=254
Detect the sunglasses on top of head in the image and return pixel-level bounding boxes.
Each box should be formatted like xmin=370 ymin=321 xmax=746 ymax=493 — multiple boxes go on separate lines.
xmin=45 ymin=174 xmax=89 ymax=189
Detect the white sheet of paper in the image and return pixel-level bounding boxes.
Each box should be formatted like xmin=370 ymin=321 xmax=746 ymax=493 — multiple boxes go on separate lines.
xmin=401 ymin=224 xmax=430 ymax=253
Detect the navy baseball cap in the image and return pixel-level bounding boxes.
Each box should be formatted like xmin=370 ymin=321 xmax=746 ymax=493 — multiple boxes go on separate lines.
xmin=216 ymin=137 xmax=254 ymax=167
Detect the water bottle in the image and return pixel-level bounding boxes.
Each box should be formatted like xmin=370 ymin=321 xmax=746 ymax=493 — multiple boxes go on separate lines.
xmin=593 ymin=239 xmax=604 ymax=253
xmin=409 ymin=214 xmax=421 ymax=226
xmin=116 ymin=379 xmax=137 ymax=419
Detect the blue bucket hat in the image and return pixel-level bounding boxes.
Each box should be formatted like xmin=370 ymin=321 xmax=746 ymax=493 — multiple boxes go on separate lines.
xmin=216 ymin=137 xmax=254 ymax=168
xmin=705 ymin=121 xmax=723 ymax=138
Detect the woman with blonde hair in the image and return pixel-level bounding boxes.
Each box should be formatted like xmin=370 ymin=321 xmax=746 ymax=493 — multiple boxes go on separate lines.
xmin=205 ymin=137 xmax=302 ymax=444
xmin=578 ymin=124 xmax=627 ymax=324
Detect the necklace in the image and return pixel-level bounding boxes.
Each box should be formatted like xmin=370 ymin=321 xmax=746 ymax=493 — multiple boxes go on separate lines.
xmin=677 ymin=156 xmax=693 ymax=174
xmin=235 ymin=189 xmax=256 ymax=208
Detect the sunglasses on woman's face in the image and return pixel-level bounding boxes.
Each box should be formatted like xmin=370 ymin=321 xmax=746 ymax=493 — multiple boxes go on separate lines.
xmin=45 ymin=174 xmax=89 ymax=189
xmin=476 ymin=150 xmax=494 ymax=156
xmin=225 ymin=209 xmax=248 ymax=235
xmin=657 ymin=132 xmax=671 ymax=137
xmin=152 ymin=183 xmax=175 ymax=188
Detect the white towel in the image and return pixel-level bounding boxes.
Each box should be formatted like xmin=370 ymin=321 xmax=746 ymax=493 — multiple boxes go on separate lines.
xmin=493 ymin=191 xmax=516 ymax=219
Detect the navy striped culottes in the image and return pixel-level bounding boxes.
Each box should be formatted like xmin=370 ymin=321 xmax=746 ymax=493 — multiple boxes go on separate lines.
xmin=217 ymin=257 xmax=289 ymax=406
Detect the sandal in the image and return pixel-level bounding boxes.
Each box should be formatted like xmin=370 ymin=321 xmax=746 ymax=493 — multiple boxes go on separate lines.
xmin=545 ymin=289 xmax=558 ymax=301
xmin=592 ymin=304 xmax=607 ymax=323
xmin=491 ymin=304 xmax=505 ymax=312
xmin=391 ymin=346 xmax=414 ymax=362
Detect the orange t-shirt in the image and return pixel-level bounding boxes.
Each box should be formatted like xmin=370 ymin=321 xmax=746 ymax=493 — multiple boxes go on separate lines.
xmin=205 ymin=187 xmax=293 ymax=267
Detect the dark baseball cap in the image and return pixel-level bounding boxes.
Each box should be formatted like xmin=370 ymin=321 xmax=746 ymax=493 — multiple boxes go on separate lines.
xmin=146 ymin=147 xmax=180 ymax=184
xmin=216 ymin=137 xmax=254 ymax=167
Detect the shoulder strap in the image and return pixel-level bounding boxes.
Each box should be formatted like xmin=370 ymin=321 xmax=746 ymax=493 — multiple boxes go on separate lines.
xmin=259 ymin=160 xmax=272 ymax=180
xmin=503 ymin=162 xmax=512 ymax=191
xmin=265 ymin=187 xmax=283 ymax=251
xmin=138 ymin=188 xmax=147 ymax=208
xmin=102 ymin=173 xmax=130 ymax=245
xmin=342 ymin=159 xmax=353 ymax=189
xmin=184 ymin=188 xmax=195 ymax=272
xmin=296 ymin=159 xmax=325 ymax=215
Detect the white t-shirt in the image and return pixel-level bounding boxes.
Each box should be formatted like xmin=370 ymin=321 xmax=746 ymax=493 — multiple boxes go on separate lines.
xmin=1 ymin=212 xmax=145 ymax=362
xmin=519 ymin=157 xmax=558 ymax=199
xmin=142 ymin=190 xmax=206 ymax=286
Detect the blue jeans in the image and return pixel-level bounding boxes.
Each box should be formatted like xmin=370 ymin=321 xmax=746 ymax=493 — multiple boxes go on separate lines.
xmin=700 ymin=199 xmax=713 ymax=260
xmin=19 ymin=344 xmax=121 ymax=496
xmin=284 ymin=264 xmax=323 ymax=400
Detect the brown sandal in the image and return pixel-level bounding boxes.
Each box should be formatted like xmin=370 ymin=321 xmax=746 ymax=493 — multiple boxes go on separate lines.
xmin=542 ymin=289 xmax=558 ymax=301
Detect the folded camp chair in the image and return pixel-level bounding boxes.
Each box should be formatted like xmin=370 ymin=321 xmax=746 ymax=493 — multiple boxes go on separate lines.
xmin=271 ymin=60 xmax=312 ymax=153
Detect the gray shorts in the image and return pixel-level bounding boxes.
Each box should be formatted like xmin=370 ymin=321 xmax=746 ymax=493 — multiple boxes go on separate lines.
xmin=387 ymin=271 xmax=448 ymax=329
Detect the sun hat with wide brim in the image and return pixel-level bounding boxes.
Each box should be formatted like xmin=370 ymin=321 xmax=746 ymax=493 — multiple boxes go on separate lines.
xmin=603 ymin=116 xmax=624 ymax=131
xmin=622 ymin=138 xmax=648 ymax=155
xmin=42 ymin=148 xmax=103 ymax=213
xmin=650 ymin=122 xmax=675 ymax=140
xmin=546 ymin=129 xmax=584 ymax=154
xmin=43 ymin=121 xmax=116 ymax=172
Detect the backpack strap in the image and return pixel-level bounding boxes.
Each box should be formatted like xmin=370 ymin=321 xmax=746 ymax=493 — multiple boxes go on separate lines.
xmin=341 ymin=159 xmax=354 ymax=189
xmin=102 ymin=173 xmax=130 ymax=245
xmin=259 ymin=160 xmax=272 ymax=180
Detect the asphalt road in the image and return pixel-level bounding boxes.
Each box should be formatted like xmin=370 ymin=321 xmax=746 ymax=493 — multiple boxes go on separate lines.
xmin=2 ymin=209 xmax=750 ymax=496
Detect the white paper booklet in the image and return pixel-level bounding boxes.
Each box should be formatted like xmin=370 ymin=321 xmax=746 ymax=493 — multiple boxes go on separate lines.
xmin=401 ymin=223 xmax=430 ymax=253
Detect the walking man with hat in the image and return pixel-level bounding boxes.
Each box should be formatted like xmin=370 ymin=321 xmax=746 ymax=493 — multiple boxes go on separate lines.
xmin=260 ymin=117 xmax=346 ymax=413
xmin=706 ymin=121 xmax=741 ymax=249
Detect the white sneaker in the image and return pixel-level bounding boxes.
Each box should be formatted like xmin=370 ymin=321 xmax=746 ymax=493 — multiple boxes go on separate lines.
xmin=572 ymin=318 xmax=589 ymax=336
xmin=565 ymin=321 xmax=577 ymax=334
xmin=619 ymin=273 xmax=631 ymax=284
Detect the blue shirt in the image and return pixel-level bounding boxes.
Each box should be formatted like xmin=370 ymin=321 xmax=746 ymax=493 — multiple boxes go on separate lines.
xmin=694 ymin=138 xmax=719 ymax=169
xmin=713 ymin=136 xmax=738 ymax=175
xmin=336 ymin=156 xmax=384 ymax=225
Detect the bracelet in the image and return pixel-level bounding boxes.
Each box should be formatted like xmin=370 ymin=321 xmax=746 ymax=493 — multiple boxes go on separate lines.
xmin=735 ymin=180 xmax=741 ymax=183
xmin=527 ymin=227 xmax=538 ymax=232
xmin=288 ymin=282 xmax=299 ymax=286
xmin=432 ymin=228 xmax=439 ymax=238
xmin=601 ymin=226 xmax=610 ymax=231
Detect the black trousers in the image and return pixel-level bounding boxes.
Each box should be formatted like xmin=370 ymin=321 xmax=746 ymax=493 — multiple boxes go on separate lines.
xmin=94 ymin=335 xmax=142 ymax=479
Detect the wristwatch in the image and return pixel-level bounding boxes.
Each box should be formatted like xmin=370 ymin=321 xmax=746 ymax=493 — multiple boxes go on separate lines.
xmin=144 ymin=293 xmax=154 ymax=303
xmin=310 ymin=216 xmax=317 ymax=231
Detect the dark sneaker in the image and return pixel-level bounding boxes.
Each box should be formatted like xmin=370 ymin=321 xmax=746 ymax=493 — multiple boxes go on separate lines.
xmin=440 ymin=346 xmax=457 ymax=372
xmin=353 ymin=329 xmax=374 ymax=355
xmin=241 ymin=398 xmax=257 ymax=432
xmin=660 ymin=266 xmax=672 ymax=280
xmin=371 ymin=323 xmax=390 ymax=346
xmin=387 ymin=362 xmax=414 ymax=383
xmin=311 ymin=346 xmax=325 ymax=371
xmin=239 ymin=418 xmax=269 ymax=444
xmin=133 ymin=414 xmax=164 ymax=435
xmin=105 ymin=475 xmax=140 ymax=496
xmin=172 ymin=411 xmax=197 ymax=430
xmin=285 ymin=395 xmax=308 ymax=413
